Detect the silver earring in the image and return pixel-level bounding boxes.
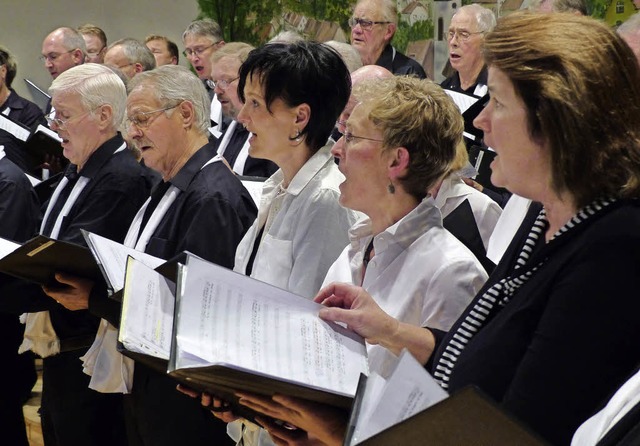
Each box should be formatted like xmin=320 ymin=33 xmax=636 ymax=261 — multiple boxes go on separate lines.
xmin=289 ymin=129 xmax=302 ymax=142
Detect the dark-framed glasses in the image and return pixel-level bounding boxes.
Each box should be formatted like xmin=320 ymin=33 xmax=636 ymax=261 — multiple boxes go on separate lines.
xmin=182 ymin=41 xmax=221 ymax=58
xmin=348 ymin=17 xmax=391 ymax=31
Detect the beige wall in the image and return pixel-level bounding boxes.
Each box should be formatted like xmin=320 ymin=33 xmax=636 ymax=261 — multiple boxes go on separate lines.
xmin=1 ymin=0 xmax=199 ymax=102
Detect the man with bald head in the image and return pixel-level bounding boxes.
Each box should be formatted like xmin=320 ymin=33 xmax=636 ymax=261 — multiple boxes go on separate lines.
xmin=331 ymin=64 xmax=393 ymax=144
xmin=41 ymin=27 xmax=85 ymax=80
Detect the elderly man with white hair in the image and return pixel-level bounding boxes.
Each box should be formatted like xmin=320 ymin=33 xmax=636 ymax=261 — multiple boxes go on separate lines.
xmin=2 ymin=63 xmax=154 ymax=446
xmin=349 ymin=0 xmax=427 ymax=78
xmin=45 ymin=64 xmax=257 ymax=446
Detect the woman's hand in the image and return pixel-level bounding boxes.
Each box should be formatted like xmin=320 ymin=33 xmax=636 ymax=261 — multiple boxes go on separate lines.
xmin=314 ymin=282 xmax=436 ymax=364
xmin=42 ymin=273 xmax=93 ymax=311
xmin=237 ymin=392 xmax=346 ymax=446
xmin=314 ymin=282 xmax=399 ymax=346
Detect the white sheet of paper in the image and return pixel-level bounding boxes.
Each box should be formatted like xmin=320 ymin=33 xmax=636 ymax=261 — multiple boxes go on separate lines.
xmin=0 ymin=236 xmax=21 ymax=259
xmin=83 ymin=230 xmax=164 ymax=292
xmin=34 ymin=124 xmax=62 ymax=142
xmin=352 ymin=349 xmax=449 ymax=445
xmin=174 ymin=254 xmax=368 ymax=397
xmin=0 ymin=114 xmax=30 ymax=141
xmin=119 ymin=257 xmax=176 ymax=359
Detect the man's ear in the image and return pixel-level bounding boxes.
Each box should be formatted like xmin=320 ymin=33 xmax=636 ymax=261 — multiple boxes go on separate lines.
xmin=96 ymin=104 xmax=113 ymax=131
xmin=177 ymin=100 xmax=195 ymax=128
xmin=384 ymin=23 xmax=397 ymax=42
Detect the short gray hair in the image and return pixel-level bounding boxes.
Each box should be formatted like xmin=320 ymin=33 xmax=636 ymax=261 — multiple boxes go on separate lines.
xmin=355 ymin=0 xmax=398 ymax=25
xmin=324 ymin=41 xmax=363 ymax=73
xmin=268 ymin=30 xmax=305 ymax=43
xmin=455 ymin=4 xmax=497 ymax=33
xmin=127 ymin=65 xmax=211 ymax=134
xmin=49 ymin=63 xmax=126 ymax=130
xmin=182 ymin=18 xmax=223 ymax=43
xmin=211 ymin=42 xmax=255 ymax=65
xmin=108 ymin=38 xmax=156 ymax=72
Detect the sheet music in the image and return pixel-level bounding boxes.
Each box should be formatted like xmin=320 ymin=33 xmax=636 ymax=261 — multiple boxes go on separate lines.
xmin=33 ymin=124 xmax=62 ymax=142
xmin=352 ymin=350 xmax=448 ymax=445
xmin=174 ymin=255 xmax=368 ymax=397
xmin=82 ymin=230 xmax=164 ymax=292
xmin=0 ymin=236 xmax=21 ymax=259
xmin=0 ymin=114 xmax=30 ymax=142
xmin=119 ymin=257 xmax=175 ymax=359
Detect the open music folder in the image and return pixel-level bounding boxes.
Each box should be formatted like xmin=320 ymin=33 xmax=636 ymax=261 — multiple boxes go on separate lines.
xmin=0 ymin=235 xmax=101 ymax=286
xmin=0 ymin=113 xmax=64 ymax=176
xmin=344 ymin=350 xmax=548 ymax=446
xmin=117 ymin=253 xmax=369 ymax=412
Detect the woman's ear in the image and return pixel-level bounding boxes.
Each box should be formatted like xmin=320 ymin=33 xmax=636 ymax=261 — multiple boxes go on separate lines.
xmin=388 ymin=146 xmax=410 ymax=180
xmin=294 ymin=103 xmax=311 ymax=129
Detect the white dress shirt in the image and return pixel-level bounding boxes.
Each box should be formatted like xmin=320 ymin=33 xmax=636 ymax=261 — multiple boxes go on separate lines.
xmin=322 ymin=197 xmax=488 ymax=377
xmin=433 ymin=175 xmax=502 ymax=251
xmin=572 ymin=368 xmax=640 ymax=446
xmin=233 ymin=144 xmax=361 ymax=299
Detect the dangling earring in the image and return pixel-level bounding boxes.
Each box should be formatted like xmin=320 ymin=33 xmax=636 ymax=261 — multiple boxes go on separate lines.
xmin=289 ymin=129 xmax=302 ymax=142
xmin=387 ymin=180 xmax=396 ymax=194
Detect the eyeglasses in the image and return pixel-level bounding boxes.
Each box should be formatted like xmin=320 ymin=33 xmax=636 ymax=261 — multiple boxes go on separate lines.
xmin=447 ymin=29 xmax=484 ymax=42
xmin=182 ymin=42 xmax=221 ymax=58
xmin=348 ymin=17 xmax=391 ymax=31
xmin=125 ymin=105 xmax=178 ymax=129
xmin=343 ymin=131 xmax=384 ymax=145
xmin=39 ymin=49 xmax=76 ymax=63
xmin=45 ymin=107 xmax=98 ymax=130
xmin=86 ymin=47 xmax=105 ymax=57
xmin=210 ymin=76 xmax=239 ymax=91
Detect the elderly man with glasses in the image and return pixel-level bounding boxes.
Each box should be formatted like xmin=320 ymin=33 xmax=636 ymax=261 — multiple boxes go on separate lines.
xmin=44 ymin=65 xmax=257 ymax=446
xmin=441 ymin=4 xmax=496 ymax=97
xmin=349 ymin=0 xmax=426 ymax=78
xmin=182 ymin=18 xmax=225 ymax=132
xmin=3 ymin=63 xmax=153 ymax=446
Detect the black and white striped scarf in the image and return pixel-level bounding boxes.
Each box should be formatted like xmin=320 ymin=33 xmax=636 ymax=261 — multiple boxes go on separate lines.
xmin=433 ymin=197 xmax=615 ymax=389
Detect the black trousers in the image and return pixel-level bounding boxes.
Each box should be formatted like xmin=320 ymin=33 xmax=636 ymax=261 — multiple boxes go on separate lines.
xmin=41 ymin=348 xmax=128 ymax=446
xmin=124 ymin=362 xmax=234 ymax=446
